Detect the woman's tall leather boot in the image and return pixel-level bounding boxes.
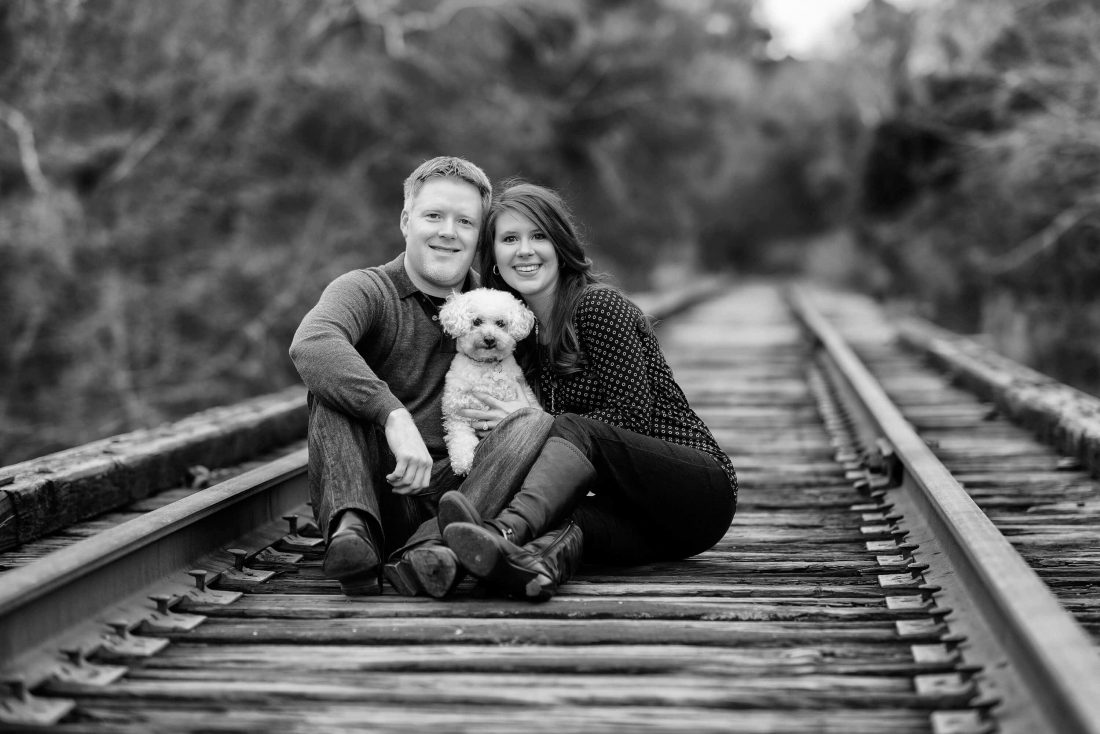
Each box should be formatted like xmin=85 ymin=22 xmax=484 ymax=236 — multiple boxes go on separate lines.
xmin=443 ymin=519 xmax=584 ymax=601
xmin=438 ymin=437 xmax=595 ymax=544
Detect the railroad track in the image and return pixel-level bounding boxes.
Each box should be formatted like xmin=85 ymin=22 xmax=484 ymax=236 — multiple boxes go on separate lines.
xmin=2 ymin=281 xmax=1099 ymax=733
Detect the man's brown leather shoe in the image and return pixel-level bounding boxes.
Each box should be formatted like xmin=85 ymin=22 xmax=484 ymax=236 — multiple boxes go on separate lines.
xmin=384 ymin=542 xmax=463 ymax=598
xmin=323 ymin=518 xmax=381 ymax=595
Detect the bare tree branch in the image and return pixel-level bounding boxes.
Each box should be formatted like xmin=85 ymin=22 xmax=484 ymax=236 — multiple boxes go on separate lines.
xmin=0 ymin=100 xmax=50 ymax=195
xmin=350 ymin=0 xmax=516 ymax=57
xmin=981 ymin=194 xmax=1100 ymax=275
xmin=104 ymin=122 xmax=170 ymax=187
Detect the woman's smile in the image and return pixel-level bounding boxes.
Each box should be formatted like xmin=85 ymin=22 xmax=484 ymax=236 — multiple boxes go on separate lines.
xmin=493 ymin=211 xmax=559 ymax=304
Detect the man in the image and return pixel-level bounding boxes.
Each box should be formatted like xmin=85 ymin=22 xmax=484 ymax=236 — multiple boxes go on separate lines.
xmin=289 ymin=156 xmax=550 ymax=597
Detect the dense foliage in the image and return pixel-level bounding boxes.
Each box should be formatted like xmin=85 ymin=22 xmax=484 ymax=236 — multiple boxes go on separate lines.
xmin=13 ymin=0 xmax=1092 ymax=464
xmin=1 ymin=0 xmax=862 ymax=462
xmin=850 ymin=0 xmax=1100 ymax=393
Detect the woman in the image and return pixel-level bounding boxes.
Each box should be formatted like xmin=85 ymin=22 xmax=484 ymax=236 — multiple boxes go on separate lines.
xmin=439 ymin=181 xmax=737 ymax=601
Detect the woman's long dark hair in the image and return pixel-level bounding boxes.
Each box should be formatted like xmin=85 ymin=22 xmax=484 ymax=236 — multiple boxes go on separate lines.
xmin=477 ymin=181 xmax=614 ymax=377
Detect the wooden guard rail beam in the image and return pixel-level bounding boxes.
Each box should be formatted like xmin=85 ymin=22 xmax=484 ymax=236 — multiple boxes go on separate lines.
xmin=0 ymin=388 xmax=308 ymax=552
xmin=896 ymin=316 xmax=1100 ymax=478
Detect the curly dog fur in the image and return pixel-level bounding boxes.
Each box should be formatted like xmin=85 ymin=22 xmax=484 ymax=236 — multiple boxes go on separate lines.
xmin=439 ymin=288 xmax=539 ymax=475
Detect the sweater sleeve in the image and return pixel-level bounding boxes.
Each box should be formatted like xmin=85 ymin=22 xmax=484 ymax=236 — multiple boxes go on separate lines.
xmin=573 ymin=288 xmax=654 ymax=434
xmin=288 ymin=271 xmax=404 ymax=425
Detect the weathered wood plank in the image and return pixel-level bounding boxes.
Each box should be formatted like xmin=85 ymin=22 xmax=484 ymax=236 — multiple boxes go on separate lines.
xmin=48 ymin=673 xmax=937 ymax=710
xmin=177 ymin=594 xmax=918 ymax=622
xmin=49 ymin=702 xmax=933 ymax=734
xmin=158 ymin=617 xmax=924 ymax=646
xmin=135 ymin=643 xmax=947 ymax=675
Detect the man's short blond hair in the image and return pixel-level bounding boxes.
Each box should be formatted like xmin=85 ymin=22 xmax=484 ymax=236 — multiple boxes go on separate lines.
xmin=403 ymin=156 xmax=492 ymax=214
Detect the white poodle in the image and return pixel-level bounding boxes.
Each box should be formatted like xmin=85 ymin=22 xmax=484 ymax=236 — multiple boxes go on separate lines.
xmin=439 ymin=288 xmax=539 ymax=476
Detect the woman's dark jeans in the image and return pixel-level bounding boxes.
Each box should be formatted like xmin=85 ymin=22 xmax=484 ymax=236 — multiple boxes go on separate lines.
xmin=551 ymin=413 xmax=736 ymax=565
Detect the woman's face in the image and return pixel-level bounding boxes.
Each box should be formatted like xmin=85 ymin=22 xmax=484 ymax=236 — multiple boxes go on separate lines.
xmin=492 ymin=210 xmax=560 ymax=304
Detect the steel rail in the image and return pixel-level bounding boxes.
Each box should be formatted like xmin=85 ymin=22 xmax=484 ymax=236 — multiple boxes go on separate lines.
xmin=0 ymin=448 xmax=308 ymax=669
xmin=788 ymin=286 xmax=1100 ymax=734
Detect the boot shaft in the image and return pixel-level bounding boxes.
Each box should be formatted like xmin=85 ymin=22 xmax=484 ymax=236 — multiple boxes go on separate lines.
xmin=499 ymin=437 xmax=595 ymax=544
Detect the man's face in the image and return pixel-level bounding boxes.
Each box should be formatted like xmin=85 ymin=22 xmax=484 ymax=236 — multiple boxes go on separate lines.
xmin=401 ymin=177 xmax=483 ymax=296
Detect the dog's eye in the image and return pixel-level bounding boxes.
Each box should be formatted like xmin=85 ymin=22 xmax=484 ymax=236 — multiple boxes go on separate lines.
xmin=472 ymin=318 xmax=483 ymax=327
xmin=495 ymin=320 xmax=506 ymax=328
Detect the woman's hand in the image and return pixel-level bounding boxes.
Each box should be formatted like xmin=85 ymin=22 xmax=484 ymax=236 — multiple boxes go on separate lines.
xmin=459 ymin=379 xmax=538 ymax=435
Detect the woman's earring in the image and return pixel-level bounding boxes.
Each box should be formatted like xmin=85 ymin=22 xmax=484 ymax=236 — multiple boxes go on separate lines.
xmin=492 ymin=265 xmax=500 ymax=276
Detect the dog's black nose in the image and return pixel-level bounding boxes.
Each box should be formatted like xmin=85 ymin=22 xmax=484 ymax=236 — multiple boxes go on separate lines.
xmin=483 ymin=336 xmax=496 ymax=348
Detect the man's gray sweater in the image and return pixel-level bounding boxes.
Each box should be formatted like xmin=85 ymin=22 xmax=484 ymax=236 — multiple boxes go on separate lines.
xmin=289 ymin=254 xmax=475 ymax=459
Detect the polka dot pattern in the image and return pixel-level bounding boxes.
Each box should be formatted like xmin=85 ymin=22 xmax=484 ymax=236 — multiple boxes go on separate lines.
xmin=538 ymin=288 xmax=737 ymax=491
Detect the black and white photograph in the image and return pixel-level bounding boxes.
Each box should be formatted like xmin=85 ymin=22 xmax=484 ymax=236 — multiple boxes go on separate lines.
xmin=2 ymin=1 xmax=1098 ymax=731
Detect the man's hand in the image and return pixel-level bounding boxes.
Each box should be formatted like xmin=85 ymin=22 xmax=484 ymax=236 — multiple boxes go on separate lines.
xmin=383 ymin=408 xmax=433 ymax=495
